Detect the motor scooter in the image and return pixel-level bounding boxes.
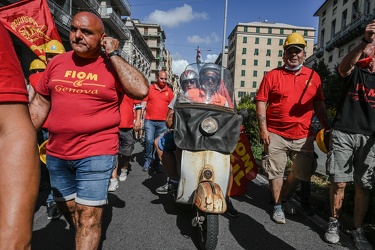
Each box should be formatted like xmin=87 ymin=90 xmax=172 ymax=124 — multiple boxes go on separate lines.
xmin=173 ymin=63 xmax=242 ymax=250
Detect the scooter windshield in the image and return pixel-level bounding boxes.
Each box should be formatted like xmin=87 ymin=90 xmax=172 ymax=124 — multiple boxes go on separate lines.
xmin=177 ymin=63 xmax=235 ymax=109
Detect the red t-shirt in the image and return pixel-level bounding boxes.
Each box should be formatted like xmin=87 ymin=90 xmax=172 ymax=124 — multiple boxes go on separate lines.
xmin=256 ymin=66 xmax=324 ymax=139
xmin=144 ymin=84 xmax=174 ymax=121
xmin=119 ymin=95 xmax=140 ymax=128
xmin=37 ymin=51 xmax=122 ymax=159
xmin=0 ymin=23 xmax=28 ymax=103
xmin=30 ymin=72 xmax=49 ymax=128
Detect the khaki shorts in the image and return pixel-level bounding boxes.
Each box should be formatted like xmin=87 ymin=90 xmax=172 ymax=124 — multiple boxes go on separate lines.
xmin=262 ymin=132 xmax=315 ymax=181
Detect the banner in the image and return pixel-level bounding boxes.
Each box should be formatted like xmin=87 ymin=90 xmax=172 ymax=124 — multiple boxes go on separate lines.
xmin=229 ymin=126 xmax=258 ymax=196
xmin=0 ymin=0 xmax=61 ymax=63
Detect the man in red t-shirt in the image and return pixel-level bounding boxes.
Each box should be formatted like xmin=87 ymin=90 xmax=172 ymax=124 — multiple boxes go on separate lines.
xmin=29 ymin=12 xmax=149 ymax=249
xmin=142 ymin=70 xmax=174 ymax=172
xmin=256 ymin=33 xmax=329 ymax=224
xmin=0 ymin=22 xmax=40 ymax=250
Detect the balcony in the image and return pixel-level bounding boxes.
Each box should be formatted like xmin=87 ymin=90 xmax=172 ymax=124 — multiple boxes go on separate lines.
xmin=73 ymin=0 xmax=100 ymax=16
xmin=315 ymin=47 xmax=324 ymax=58
xmin=112 ymin=0 xmax=132 ymax=16
xmin=100 ymin=7 xmax=130 ymax=40
xmin=47 ymin=1 xmax=72 ymax=34
xmin=325 ymin=12 xmax=375 ymax=51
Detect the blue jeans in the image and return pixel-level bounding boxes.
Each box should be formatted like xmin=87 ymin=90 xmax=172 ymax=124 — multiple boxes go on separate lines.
xmin=46 ymin=154 xmax=116 ymax=206
xmin=144 ymin=119 xmax=167 ymax=166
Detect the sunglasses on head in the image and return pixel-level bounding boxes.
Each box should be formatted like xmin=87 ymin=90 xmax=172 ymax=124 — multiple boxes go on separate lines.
xmin=181 ymin=79 xmax=197 ymax=85
xmin=201 ymin=75 xmax=219 ymax=82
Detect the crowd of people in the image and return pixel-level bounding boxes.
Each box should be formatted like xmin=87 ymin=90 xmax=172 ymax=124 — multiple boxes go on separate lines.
xmin=2 ymin=10 xmax=375 ymax=250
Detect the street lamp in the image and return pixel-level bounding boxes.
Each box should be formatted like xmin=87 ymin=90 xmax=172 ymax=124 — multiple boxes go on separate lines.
xmin=221 ymin=0 xmax=228 ymax=68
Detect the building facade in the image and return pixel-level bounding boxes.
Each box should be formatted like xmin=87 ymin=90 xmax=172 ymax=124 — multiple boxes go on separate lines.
xmin=306 ymin=0 xmax=375 ymax=70
xmin=227 ymin=21 xmax=315 ymax=101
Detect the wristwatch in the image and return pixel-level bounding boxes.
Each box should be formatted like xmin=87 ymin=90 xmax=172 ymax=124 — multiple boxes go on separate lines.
xmin=361 ymin=37 xmax=373 ymax=44
xmin=108 ymin=50 xmax=121 ymax=58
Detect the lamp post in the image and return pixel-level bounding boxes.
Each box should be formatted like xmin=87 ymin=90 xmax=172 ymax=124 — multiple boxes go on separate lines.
xmin=221 ymin=0 xmax=228 ymax=68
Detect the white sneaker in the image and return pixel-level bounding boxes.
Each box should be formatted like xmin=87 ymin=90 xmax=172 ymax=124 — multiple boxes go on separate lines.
xmin=108 ymin=178 xmax=119 ymax=192
xmin=119 ymin=169 xmax=127 ymax=182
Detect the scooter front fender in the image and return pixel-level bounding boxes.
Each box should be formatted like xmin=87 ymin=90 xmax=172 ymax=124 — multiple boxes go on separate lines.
xmin=194 ymin=182 xmax=227 ymax=214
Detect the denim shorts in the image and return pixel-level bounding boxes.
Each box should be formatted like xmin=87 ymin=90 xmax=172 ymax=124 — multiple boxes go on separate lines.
xmin=46 ymin=154 xmax=116 ymax=206
xmin=119 ymin=128 xmax=135 ymax=156
xmin=158 ymin=130 xmax=176 ymax=152
xmin=326 ymin=129 xmax=375 ymax=189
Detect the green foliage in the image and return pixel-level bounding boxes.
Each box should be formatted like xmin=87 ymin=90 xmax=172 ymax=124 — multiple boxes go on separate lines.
xmin=237 ymin=95 xmax=262 ymax=159
xmin=312 ymin=61 xmax=344 ymax=110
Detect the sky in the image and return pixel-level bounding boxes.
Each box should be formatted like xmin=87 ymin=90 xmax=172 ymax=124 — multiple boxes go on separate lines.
xmin=130 ymin=0 xmax=326 ymax=75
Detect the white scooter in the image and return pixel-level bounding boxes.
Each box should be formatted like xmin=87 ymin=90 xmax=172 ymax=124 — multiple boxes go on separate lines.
xmin=173 ymin=63 xmax=242 ymax=250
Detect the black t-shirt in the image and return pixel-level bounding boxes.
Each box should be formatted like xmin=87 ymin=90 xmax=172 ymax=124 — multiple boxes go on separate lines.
xmin=334 ymin=66 xmax=375 ymax=135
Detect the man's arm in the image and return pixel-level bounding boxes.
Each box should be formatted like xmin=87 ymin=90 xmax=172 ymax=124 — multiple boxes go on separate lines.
xmin=256 ymin=100 xmax=270 ymax=145
xmin=313 ymin=99 xmax=330 ymax=129
xmin=29 ymin=93 xmax=51 ymax=131
xmin=133 ymin=107 xmax=142 ymax=132
xmin=339 ymin=20 xmax=375 ymax=77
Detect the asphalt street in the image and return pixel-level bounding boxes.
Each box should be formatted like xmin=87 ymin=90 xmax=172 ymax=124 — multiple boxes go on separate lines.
xmin=31 ymin=142 xmax=355 ymax=250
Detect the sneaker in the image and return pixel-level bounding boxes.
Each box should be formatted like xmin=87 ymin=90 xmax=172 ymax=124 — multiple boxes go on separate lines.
xmin=226 ymin=198 xmax=239 ymax=218
xmin=142 ymin=162 xmax=150 ymax=172
xmin=272 ymin=205 xmax=286 ymax=224
xmin=156 ymin=182 xmax=177 ymax=195
xmin=351 ymin=227 xmax=372 ymax=250
xmin=283 ymin=200 xmax=297 ymax=215
xmin=301 ymin=203 xmax=315 ymax=216
xmin=119 ymin=169 xmax=127 ymax=182
xmin=324 ymin=217 xmax=340 ymax=244
xmin=108 ymin=178 xmax=119 ymax=192
xmin=47 ymin=202 xmax=61 ymax=220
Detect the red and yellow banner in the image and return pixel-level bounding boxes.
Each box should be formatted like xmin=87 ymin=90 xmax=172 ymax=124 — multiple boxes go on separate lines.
xmin=229 ymin=126 xmax=258 ymax=196
xmin=0 ymin=0 xmax=61 ymax=63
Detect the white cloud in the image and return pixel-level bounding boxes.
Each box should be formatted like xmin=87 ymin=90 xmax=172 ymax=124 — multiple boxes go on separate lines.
xmin=172 ymin=59 xmax=189 ymax=76
xmin=187 ymin=32 xmax=220 ymax=44
xmin=205 ymin=54 xmax=218 ymax=63
xmin=144 ymin=4 xmax=208 ymax=28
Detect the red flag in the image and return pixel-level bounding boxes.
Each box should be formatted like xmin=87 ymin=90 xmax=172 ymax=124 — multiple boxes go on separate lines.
xmin=0 ymin=0 xmax=61 ymax=63
xmin=196 ymin=47 xmax=201 ymax=64
xmin=229 ymin=126 xmax=258 ymax=196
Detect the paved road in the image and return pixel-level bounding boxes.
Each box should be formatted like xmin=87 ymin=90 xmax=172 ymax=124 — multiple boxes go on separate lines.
xmin=32 ymin=142 xmax=354 ymax=250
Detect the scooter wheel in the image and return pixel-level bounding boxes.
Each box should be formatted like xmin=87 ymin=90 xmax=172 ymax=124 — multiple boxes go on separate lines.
xmin=196 ymin=209 xmax=219 ymax=250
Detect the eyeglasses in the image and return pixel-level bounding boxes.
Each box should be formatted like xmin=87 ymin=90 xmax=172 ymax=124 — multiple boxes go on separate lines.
xmin=181 ymin=79 xmax=197 ymax=85
xmin=201 ymin=75 xmax=219 ymax=82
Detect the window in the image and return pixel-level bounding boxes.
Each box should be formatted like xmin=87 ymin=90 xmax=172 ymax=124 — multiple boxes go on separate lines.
xmin=267 ymin=38 xmax=272 ymax=45
xmin=263 ymin=71 xmax=268 ymax=76
xmin=252 ymin=81 xmax=257 ymax=88
xmin=266 ymin=49 xmax=271 ymax=56
xmin=304 ymin=30 xmax=308 ymax=36
xmin=339 ymin=49 xmax=344 ymax=57
xmin=292 ymin=29 xmax=296 ymax=33
xmin=332 ymin=7 xmax=337 ymax=15
xmin=333 ymin=0 xmax=337 ymax=5
xmin=322 ymin=9 xmax=326 ymax=16
xmin=241 ymin=70 xmax=246 ymax=76
xmin=242 ymin=48 xmax=247 ymax=54
xmin=328 ymin=55 xmax=333 ymax=62
xmin=266 ymin=60 xmax=270 ymax=67
xmin=240 ymin=81 xmax=245 ymax=87
xmin=348 ymin=43 xmax=355 ymax=52
xmin=255 ymin=37 xmax=259 ymax=44
xmin=352 ymin=0 xmax=359 ymax=20
xmin=244 ymin=26 xmax=248 ymax=32
xmin=278 ymin=50 xmax=283 ymax=57
xmin=242 ymin=59 xmax=246 ymax=65
xmin=278 ymin=61 xmax=282 ymax=67
xmin=279 ymin=39 xmax=283 ymax=45
xmin=243 ymin=37 xmax=247 ymax=43
xmin=238 ymin=91 xmax=246 ymax=98
xmin=268 ymin=28 xmax=272 ymax=34
xmin=343 ymin=0 xmax=348 ymax=4
xmin=322 ymin=18 xmax=326 ymax=25
xmin=331 ymin=19 xmax=336 ymax=38
xmin=253 ymin=71 xmax=257 ymax=77
xmin=256 ymin=27 xmax=260 ymax=33
xmin=254 ymin=59 xmax=258 ymax=66
xmin=254 ymin=49 xmax=259 ymax=55
xmin=280 ymin=28 xmax=284 ymax=35
xmin=342 ymin=9 xmax=347 ymax=29
xmin=320 ymin=29 xmax=325 ymax=48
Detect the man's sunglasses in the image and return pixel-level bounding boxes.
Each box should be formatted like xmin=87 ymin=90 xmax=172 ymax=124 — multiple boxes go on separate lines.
xmin=181 ymin=79 xmax=197 ymax=85
xmin=201 ymin=75 xmax=219 ymax=82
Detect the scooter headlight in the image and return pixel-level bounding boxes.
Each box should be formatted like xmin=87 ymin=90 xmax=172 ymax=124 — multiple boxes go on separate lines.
xmin=200 ymin=117 xmax=218 ymax=136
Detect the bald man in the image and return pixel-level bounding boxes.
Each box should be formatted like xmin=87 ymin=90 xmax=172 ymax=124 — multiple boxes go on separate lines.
xmin=29 ymin=12 xmax=149 ymax=249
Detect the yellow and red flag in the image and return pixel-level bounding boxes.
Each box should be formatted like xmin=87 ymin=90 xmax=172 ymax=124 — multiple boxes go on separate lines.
xmin=0 ymin=0 xmax=61 ymax=63
xmin=229 ymin=126 xmax=258 ymax=197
